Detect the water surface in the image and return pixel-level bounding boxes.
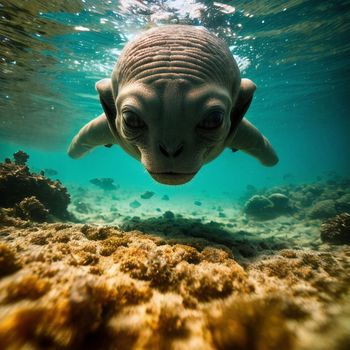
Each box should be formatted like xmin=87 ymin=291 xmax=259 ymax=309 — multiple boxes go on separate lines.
xmin=0 ymin=0 xmax=349 ymax=201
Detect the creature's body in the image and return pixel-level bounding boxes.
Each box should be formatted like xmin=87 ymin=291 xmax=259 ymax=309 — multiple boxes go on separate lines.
xmin=68 ymin=25 xmax=278 ymax=185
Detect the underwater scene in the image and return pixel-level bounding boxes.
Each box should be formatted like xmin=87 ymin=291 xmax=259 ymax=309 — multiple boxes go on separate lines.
xmin=0 ymin=1 xmax=350 ymax=349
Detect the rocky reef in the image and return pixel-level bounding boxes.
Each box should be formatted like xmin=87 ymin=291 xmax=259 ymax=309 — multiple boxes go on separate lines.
xmin=0 ymin=209 xmax=349 ymax=350
xmin=243 ymin=178 xmax=350 ymax=221
xmin=0 ymin=151 xmax=71 ymax=220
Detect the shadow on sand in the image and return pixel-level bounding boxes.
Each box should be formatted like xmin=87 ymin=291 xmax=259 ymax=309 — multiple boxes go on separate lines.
xmin=121 ymin=214 xmax=293 ymax=261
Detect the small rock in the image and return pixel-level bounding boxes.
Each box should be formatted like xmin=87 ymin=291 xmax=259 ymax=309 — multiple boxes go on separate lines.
xmin=244 ymin=195 xmax=274 ymax=220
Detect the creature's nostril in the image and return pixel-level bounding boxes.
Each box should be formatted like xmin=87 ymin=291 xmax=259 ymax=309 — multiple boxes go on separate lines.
xmin=159 ymin=143 xmax=169 ymax=157
xmin=173 ymin=144 xmax=184 ymax=157
xmin=159 ymin=143 xmax=184 ymax=158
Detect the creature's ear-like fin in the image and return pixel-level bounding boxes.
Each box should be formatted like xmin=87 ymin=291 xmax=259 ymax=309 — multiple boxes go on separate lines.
xmin=96 ymin=78 xmax=117 ymax=134
xmin=230 ymin=78 xmax=256 ymax=132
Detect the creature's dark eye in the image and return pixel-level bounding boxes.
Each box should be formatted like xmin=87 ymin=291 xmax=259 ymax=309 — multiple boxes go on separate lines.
xmin=122 ymin=110 xmax=146 ymax=129
xmin=197 ymin=110 xmax=224 ymax=130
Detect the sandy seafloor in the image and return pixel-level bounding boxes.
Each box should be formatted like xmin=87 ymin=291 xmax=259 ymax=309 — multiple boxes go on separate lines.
xmin=0 ymin=158 xmax=350 ymax=350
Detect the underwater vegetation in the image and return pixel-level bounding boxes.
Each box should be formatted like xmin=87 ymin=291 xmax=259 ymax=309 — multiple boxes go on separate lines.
xmin=0 ymin=151 xmax=350 ymax=349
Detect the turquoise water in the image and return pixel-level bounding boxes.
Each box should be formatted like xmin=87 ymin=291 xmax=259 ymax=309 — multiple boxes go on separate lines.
xmin=1 ymin=0 xmax=349 ymax=203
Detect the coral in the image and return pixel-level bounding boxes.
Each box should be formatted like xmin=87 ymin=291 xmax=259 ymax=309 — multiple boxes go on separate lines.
xmin=0 ymin=242 xmax=21 ymax=277
xmin=99 ymin=235 xmax=130 ymax=256
xmin=206 ymin=297 xmax=295 ymax=350
xmin=336 ymin=193 xmax=350 ymax=213
xmin=244 ymin=193 xmax=294 ymax=220
xmin=0 ymin=155 xmax=71 ymax=219
xmin=81 ymin=225 xmax=114 ymax=240
xmin=308 ymin=199 xmax=337 ymax=219
xmin=320 ymin=213 xmax=350 ymax=244
xmin=13 ymin=150 xmax=29 ymax=165
xmin=155 ymin=299 xmax=188 ymax=336
xmin=14 ymin=196 xmax=49 ymax=222
xmin=4 ymin=274 xmax=50 ymax=302
xmin=244 ymin=195 xmax=274 ymax=220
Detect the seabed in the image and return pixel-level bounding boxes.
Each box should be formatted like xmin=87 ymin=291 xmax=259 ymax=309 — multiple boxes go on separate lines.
xmin=0 ymin=151 xmax=349 ymax=350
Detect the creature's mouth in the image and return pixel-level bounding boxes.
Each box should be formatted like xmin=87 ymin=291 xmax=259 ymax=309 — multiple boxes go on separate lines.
xmin=147 ymin=171 xmax=198 ymax=185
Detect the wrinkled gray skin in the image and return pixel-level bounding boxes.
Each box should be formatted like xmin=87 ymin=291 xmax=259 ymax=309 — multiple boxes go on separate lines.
xmin=68 ymin=25 xmax=278 ymax=185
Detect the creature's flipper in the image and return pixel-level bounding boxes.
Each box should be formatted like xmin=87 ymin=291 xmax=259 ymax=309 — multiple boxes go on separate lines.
xmin=230 ymin=118 xmax=279 ymax=166
xmin=68 ymin=114 xmax=116 ymax=159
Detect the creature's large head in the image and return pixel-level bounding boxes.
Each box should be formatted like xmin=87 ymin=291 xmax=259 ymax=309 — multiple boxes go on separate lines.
xmin=97 ymin=25 xmax=255 ymax=185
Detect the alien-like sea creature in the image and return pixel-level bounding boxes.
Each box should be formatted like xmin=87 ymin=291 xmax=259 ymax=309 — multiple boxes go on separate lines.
xmin=68 ymin=25 xmax=278 ymax=185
